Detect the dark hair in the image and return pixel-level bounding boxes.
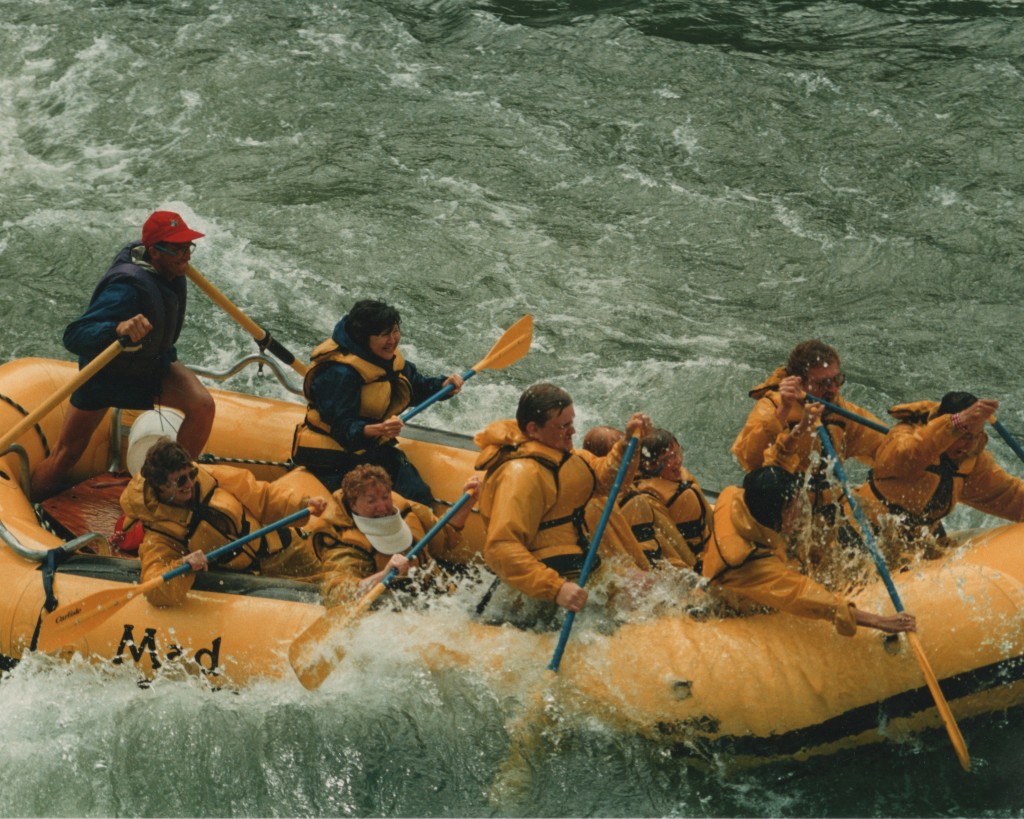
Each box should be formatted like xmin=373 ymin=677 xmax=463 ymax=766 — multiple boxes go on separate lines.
xmin=786 ymin=340 xmax=839 ymax=380
xmin=936 ymin=391 xmax=978 ymax=417
xmin=742 ymin=466 xmax=801 ymax=532
xmin=582 ymin=426 xmax=622 ymax=457
xmin=639 ymin=428 xmax=679 ymax=477
xmin=340 ymin=463 xmax=393 ymax=507
xmin=516 ymin=383 xmax=573 ymax=433
xmin=346 ymin=300 xmax=401 ymax=348
xmin=140 ymin=438 xmax=192 ymax=488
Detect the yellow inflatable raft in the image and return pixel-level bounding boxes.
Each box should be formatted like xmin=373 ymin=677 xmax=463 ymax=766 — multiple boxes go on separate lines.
xmin=1 ymin=356 xmax=1022 ymax=766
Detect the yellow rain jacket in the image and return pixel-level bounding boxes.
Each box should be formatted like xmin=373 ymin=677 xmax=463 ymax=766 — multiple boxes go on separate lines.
xmin=855 ymin=400 xmax=1024 ymax=531
xmin=702 ymin=486 xmax=858 ymax=636
xmin=121 ymin=465 xmax=325 ymax=607
xmin=732 ymin=367 xmax=886 ymax=476
xmin=312 ymin=491 xmax=468 ymax=605
xmin=473 ymin=419 xmax=638 ymax=602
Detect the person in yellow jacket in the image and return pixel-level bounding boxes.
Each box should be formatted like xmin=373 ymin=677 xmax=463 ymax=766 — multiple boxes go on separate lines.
xmin=473 ymin=383 xmax=651 ymax=627
xmin=313 ymin=464 xmax=480 ymax=606
xmin=292 ymin=299 xmax=464 ymax=504
xmin=732 ymin=340 xmax=886 ymax=514
xmin=122 ymin=438 xmax=330 ymax=608
xmin=702 ymin=465 xmax=916 ymax=636
xmin=581 ymin=426 xmax=653 ymax=572
xmin=854 ymin=392 xmax=1024 ymax=560
xmin=619 ymin=428 xmax=712 ymax=571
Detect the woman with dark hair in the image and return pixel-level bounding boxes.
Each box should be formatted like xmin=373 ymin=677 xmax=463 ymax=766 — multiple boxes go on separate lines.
xmin=292 ymin=299 xmax=464 ymax=504
xmin=618 ymin=428 xmax=713 ymax=570
xmin=854 ymin=391 xmax=1024 ymax=548
xmin=702 ymin=465 xmax=916 ymax=637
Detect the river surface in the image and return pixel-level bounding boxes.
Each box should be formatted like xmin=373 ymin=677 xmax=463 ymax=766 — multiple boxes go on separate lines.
xmin=2 ymin=0 xmax=1023 ymax=816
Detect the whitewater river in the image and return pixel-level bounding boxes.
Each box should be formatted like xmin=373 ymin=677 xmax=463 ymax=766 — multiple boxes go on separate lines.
xmin=1 ymin=0 xmax=1022 ymax=815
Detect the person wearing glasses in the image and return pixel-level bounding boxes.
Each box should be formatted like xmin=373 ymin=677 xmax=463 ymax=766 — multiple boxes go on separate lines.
xmin=731 ymin=339 xmax=886 ymax=520
xmin=30 ymin=210 xmax=216 ymax=500
xmin=292 ymin=299 xmax=464 ymax=505
xmin=852 ymin=392 xmax=1024 ymax=566
xmin=121 ymin=438 xmax=330 ymax=607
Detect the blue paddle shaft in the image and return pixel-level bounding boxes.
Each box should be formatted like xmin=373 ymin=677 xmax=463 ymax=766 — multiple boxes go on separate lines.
xmin=159 ymin=507 xmax=311 ymax=584
xmin=991 ymin=419 xmax=1024 ymax=465
xmin=399 ymin=368 xmax=476 ymax=422
xmin=379 ymin=491 xmax=473 ymax=587
xmin=548 ymin=434 xmax=640 ymax=672
xmin=805 ymin=393 xmax=889 ymax=434
xmin=815 ymin=426 xmax=904 ymax=611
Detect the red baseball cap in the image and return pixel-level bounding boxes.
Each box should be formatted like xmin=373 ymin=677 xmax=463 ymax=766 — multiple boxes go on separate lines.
xmin=141 ymin=211 xmax=205 ymax=247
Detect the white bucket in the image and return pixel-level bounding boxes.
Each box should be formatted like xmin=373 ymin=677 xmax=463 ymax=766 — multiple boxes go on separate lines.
xmin=126 ymin=408 xmax=185 ymax=475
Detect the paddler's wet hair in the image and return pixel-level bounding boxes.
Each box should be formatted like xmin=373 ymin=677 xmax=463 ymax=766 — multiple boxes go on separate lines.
xmin=582 ymin=425 xmax=622 ymax=457
xmin=936 ymin=391 xmax=979 ymax=417
xmin=140 ymin=438 xmax=192 ymax=489
xmin=346 ymin=300 xmax=401 ymax=348
xmin=639 ymin=428 xmax=680 ymax=478
xmin=339 ymin=464 xmax=393 ymax=507
xmin=786 ymin=339 xmax=840 ymax=381
xmin=516 ymin=383 xmax=573 ymax=433
xmin=742 ymin=466 xmax=801 ymax=532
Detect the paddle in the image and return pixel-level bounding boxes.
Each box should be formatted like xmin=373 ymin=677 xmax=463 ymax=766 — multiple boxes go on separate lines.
xmin=804 ymin=392 xmax=890 ymax=434
xmin=990 ymin=419 xmax=1024 ymax=465
xmin=548 ymin=431 xmax=639 ymax=672
xmin=186 ymin=264 xmax=309 ymax=376
xmin=816 ymin=425 xmax=971 ymax=771
xmin=289 ymin=491 xmax=474 ymax=690
xmin=35 ymin=507 xmax=312 ymax=652
xmin=806 ymin=390 xmax=1024 ymax=473
xmin=398 ymin=314 xmax=533 ymax=423
xmin=0 ymin=336 xmax=134 ymax=456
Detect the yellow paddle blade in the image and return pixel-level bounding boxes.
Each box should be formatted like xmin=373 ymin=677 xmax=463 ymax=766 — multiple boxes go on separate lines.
xmin=907 ymin=632 xmax=971 ymax=771
xmin=289 ymin=583 xmax=387 ymax=690
xmin=36 ymin=576 xmax=163 ymax=652
xmin=473 ymin=314 xmax=533 ymax=372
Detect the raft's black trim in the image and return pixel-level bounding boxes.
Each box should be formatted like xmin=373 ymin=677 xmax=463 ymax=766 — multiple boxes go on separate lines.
xmin=52 ymin=554 xmax=321 ymax=604
xmin=667 ymin=652 xmax=1024 ymax=759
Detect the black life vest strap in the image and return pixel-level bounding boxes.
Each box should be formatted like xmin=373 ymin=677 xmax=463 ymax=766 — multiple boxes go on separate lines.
xmin=540 ymin=551 xmax=600 ymax=579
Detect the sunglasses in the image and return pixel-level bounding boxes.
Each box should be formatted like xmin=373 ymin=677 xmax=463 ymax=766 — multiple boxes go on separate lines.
xmin=167 ymin=467 xmax=199 ymax=489
xmin=155 ymin=242 xmax=196 ymax=258
xmin=807 ymin=372 xmax=846 ymax=391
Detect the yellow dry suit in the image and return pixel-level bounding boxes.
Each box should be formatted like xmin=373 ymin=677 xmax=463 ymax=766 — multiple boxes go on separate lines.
xmin=473 ymin=419 xmax=636 ymax=603
xmin=121 ymin=465 xmax=323 ymax=607
xmin=855 ymin=400 xmax=1024 ymax=537
xmin=701 ymin=486 xmax=858 ymax=636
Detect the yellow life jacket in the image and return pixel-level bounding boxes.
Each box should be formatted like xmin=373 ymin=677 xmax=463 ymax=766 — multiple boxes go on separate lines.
xmin=312 ymin=495 xmax=435 ymax=574
xmin=480 ymin=439 xmax=598 ymax=576
xmin=701 ymin=486 xmax=787 ymax=581
xmin=631 ymin=475 xmax=711 ymax=557
xmin=142 ymin=471 xmax=294 ymax=572
xmin=292 ymin=339 xmax=413 ymax=467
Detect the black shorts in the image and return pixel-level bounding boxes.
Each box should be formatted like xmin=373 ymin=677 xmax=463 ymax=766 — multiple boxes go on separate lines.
xmin=70 ymin=371 xmax=163 ymax=412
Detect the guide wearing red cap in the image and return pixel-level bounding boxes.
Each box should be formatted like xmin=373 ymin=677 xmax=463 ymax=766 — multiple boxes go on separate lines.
xmin=141 ymin=211 xmax=205 ymax=248
xmin=29 ymin=209 xmax=216 ymax=501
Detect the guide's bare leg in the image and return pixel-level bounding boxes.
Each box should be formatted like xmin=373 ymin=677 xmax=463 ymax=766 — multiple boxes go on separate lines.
xmin=29 ymin=406 xmax=107 ymax=501
xmin=157 ymin=362 xmax=215 ymax=458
